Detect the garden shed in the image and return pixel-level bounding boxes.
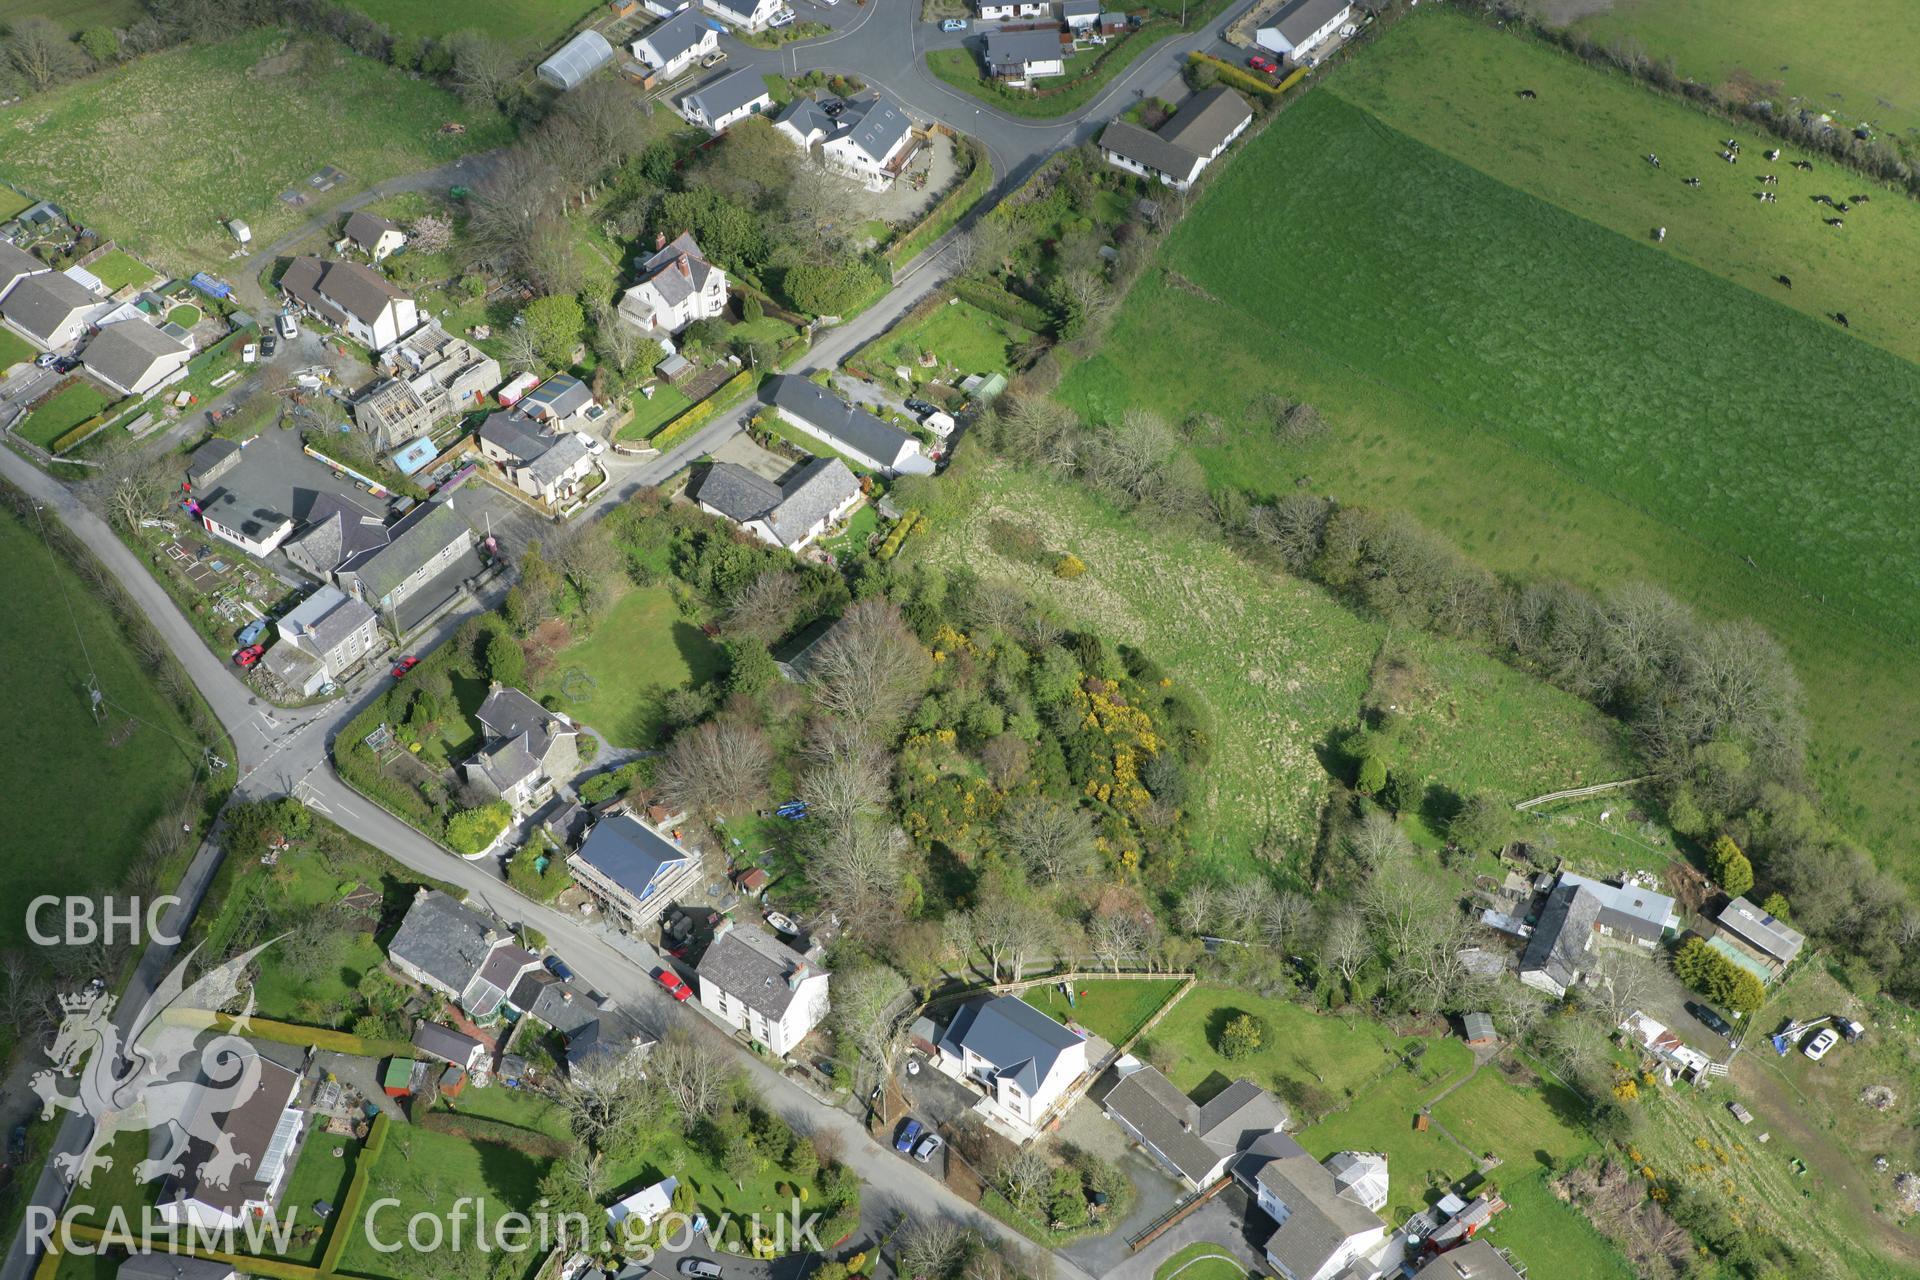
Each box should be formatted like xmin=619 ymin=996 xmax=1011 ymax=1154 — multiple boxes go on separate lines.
xmin=538 ymin=30 xmax=616 ymax=91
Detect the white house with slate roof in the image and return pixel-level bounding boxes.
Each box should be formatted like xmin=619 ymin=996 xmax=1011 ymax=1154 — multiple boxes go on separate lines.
xmin=388 ymin=888 xmax=545 ymax=1018
xmin=619 ymin=232 xmax=729 ymax=340
xmin=701 ymin=0 xmax=783 ymax=32
xmin=692 ymin=456 xmax=861 ymax=552
xmin=764 ymin=374 xmax=934 ymax=476
xmin=696 ymin=920 xmax=831 ymax=1057
xmin=282 ymin=491 xmax=391 ymax=580
xmin=462 ymin=683 xmax=582 ymax=815
xmin=1233 ymin=1133 xmax=1393 ymax=1280
xmin=935 ymin=995 xmax=1088 ymax=1133
xmin=81 ymin=318 xmax=194 ymax=396
xmin=810 ymin=94 xmax=918 ymax=190
xmin=261 ymin=584 xmax=378 ymax=695
xmin=1099 ymin=87 xmax=1252 ymax=191
xmin=567 ymin=811 xmax=704 ymax=932
xmin=681 ymin=66 xmax=774 ymax=132
xmin=279 ymin=256 xmax=419 ymax=352
xmin=1102 ymin=1066 xmax=1288 ymax=1190
xmin=1 ymin=269 xmax=104 ymax=350
xmin=983 ymin=28 xmax=1068 ymax=83
xmin=1256 ymin=0 xmax=1351 ymax=61
xmin=632 ymin=8 xmax=717 ymax=79
xmin=0 ymin=242 xmax=48 ymax=308
xmin=341 ymin=211 xmax=407 ymax=262
xmin=477 ymin=410 xmax=596 ymax=505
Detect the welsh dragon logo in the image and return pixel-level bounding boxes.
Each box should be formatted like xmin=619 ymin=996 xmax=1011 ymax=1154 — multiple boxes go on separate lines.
xmin=31 ymin=939 xmax=279 ymax=1193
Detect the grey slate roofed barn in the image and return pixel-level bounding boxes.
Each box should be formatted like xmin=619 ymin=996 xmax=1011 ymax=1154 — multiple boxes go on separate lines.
xmin=938 ymin=995 xmax=1083 ymax=1095
xmin=1520 ymin=881 xmax=1601 ymax=991
xmin=83 ymin=320 xmax=189 ymax=390
xmin=686 ymin=67 xmax=770 ymax=123
xmin=1 ymin=271 xmax=96 ymax=341
xmin=389 ymin=889 xmax=499 ymax=995
xmin=697 ymin=923 xmax=822 ymax=1022
xmin=1718 ymin=896 xmax=1805 ymax=964
xmin=1266 ymin=0 xmax=1349 ymax=45
xmin=765 ymin=374 xmax=916 ymax=466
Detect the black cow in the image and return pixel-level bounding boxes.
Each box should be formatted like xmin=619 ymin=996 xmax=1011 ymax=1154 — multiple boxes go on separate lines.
xmin=1517 ymin=88 xmax=1537 ymax=99
xmin=1776 ymin=275 xmax=1792 ymax=288
xmin=1835 ymin=313 xmax=1850 ymax=328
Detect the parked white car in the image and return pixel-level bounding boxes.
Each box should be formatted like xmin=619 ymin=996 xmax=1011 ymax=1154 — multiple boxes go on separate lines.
xmin=576 ymin=432 xmax=606 ymax=456
xmin=241 ymin=343 xmax=258 ymax=364
xmin=1803 ymin=1028 xmax=1839 ymax=1061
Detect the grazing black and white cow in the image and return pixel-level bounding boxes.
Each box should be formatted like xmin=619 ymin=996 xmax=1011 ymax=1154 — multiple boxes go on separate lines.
xmin=1835 ymin=313 xmax=1850 ymax=328
xmin=1646 ymin=153 xmax=1661 ymax=168
xmin=1653 ymin=226 xmax=1667 ymax=242
xmin=1826 ymin=217 xmax=1846 ymax=228
xmin=1792 ymin=159 xmax=1813 ymax=171
xmin=1765 ymin=148 xmax=1781 ymax=161
xmin=1684 ymin=176 xmax=1701 ymax=187
xmin=1776 ymin=275 xmax=1792 ymax=288
xmin=1835 ymin=201 xmax=1850 ymax=212
xmin=1852 ymin=194 xmax=1871 ymax=203
xmin=1517 ymin=88 xmax=1537 ymax=99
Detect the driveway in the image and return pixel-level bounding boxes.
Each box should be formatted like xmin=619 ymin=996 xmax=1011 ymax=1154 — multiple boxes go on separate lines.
xmin=1053 ymin=1101 xmax=1185 ymax=1279
xmin=1099 ymin=1185 xmax=1266 ymax=1280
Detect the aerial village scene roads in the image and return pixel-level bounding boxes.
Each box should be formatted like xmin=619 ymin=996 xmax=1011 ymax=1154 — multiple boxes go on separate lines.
xmin=2 ymin=0 xmax=1920 ymax=1279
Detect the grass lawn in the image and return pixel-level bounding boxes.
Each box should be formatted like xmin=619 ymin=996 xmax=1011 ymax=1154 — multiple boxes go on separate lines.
xmin=1020 ymin=977 xmax=1184 ymax=1045
xmin=1429 ymin=1065 xmax=1594 ymax=1170
xmin=855 ymin=297 xmax=1035 ymax=387
xmin=333 ymin=1126 xmax=553 ymax=1280
xmin=1569 ymin=0 xmax=1920 ymax=141
xmin=1483 ymin=1167 xmax=1638 ymax=1280
xmin=65 ymin=1131 xmax=157 ymax=1229
xmin=1146 ymin=984 xmax=1411 ymax=1101
xmin=1153 ymin=1242 xmax=1255 ymax=1280
xmin=817 ymin=502 xmax=879 ymax=560
xmin=83 ymin=249 xmax=156 ymax=292
xmin=0 ymin=507 xmax=204 ymax=948
xmin=166 ymin=304 xmax=203 ymax=329
xmin=49 ymin=1252 xmax=117 ymax=1280
xmin=1329 ymin=11 xmax=1920 ymax=366
xmin=347 ymin=0 xmax=595 ymax=55
xmin=17 ymin=379 xmax=114 ymax=448
xmin=269 ymin=1135 xmax=363 ymax=1264
xmin=1294 ymin=1039 xmax=1476 ymax=1224
xmin=925 ymin=20 xmax=1191 ymax=119
xmin=534 ymin=585 xmax=727 ymax=748
xmin=1058 ymin=79 xmax=1920 ymax=868
xmin=0 ymin=327 xmax=33 ymax=372
xmin=0 ymin=29 xmax=511 ymax=271
xmin=0 ymin=187 xmax=35 ymax=223
xmin=620 ymin=381 xmax=695 ymax=441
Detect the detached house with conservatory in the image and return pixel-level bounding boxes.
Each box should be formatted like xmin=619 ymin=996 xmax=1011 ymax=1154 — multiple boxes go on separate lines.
xmin=388 ymin=888 xmax=545 ymax=1020
xmin=618 ymin=232 xmax=729 ymax=341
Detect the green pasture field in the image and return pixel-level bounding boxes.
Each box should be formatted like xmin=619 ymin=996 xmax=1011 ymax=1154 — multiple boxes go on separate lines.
xmin=533 ymin=584 xmax=727 ymax=749
xmin=345 ymin=0 xmax=596 ymax=54
xmin=1020 ymin=977 xmax=1184 ymax=1045
xmin=0 ymin=0 xmax=141 ymax=30
xmin=1329 ymin=11 xmax=1920 ymax=365
xmin=922 ymin=467 xmax=1645 ymax=873
xmin=0 ymin=507 xmax=204 ymax=949
xmin=0 ymin=30 xmax=510 ymax=272
xmin=1565 ymin=0 xmax=1920 ymax=142
xmin=855 ymin=297 xmax=1035 ymax=386
xmin=1059 ymin=88 xmax=1920 ymax=868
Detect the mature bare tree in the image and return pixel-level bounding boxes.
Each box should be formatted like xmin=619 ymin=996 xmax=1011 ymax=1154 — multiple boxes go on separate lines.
xmin=500 ymin=321 xmax=540 ymax=375
xmin=649 ymin=1034 xmax=734 ymax=1128
xmin=1087 ymin=906 xmax=1155 ymax=973
xmin=6 ymin=16 xmax=86 ymax=90
xmin=782 ymin=164 xmax=864 ymax=255
xmin=807 ymin=598 xmax=931 ymax=729
xmin=800 ymin=718 xmax=891 ymax=830
xmin=657 ymin=719 xmax=771 ymax=819
xmin=808 ymin=817 xmax=908 ymax=927
xmin=994 ymin=1148 xmax=1053 ymax=1216
xmin=1319 ymin=910 xmax=1372 ymax=986
xmin=1345 ymin=809 xmax=1412 ymax=875
xmin=997 ymin=797 xmax=1095 ymax=882
xmin=88 ymin=451 xmax=174 ymax=532
xmin=1257 ymin=891 xmax=1315 ymax=952
xmin=1589 ymin=948 xmax=1665 ymax=1027
xmin=557 ymin=1041 xmax=655 ymax=1149
xmin=833 ymin=964 xmax=913 ymax=1093
xmin=446 ymin=29 xmax=516 ymax=108
xmin=1175 ymin=883 xmax=1226 ymax=938
xmin=463 ymin=148 xmax=560 ymax=276
xmin=1538 ymin=1012 xmax=1611 ymax=1087
xmin=957 ymin=884 xmax=1054 ymax=982
xmin=722 ymin=569 xmax=803 ymax=642
xmin=594 ymin=310 xmax=645 ymax=380
xmin=897 ymin=1219 xmax=974 ymax=1280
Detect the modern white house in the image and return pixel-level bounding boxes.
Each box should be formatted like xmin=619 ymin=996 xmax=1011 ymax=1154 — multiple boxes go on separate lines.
xmin=607 ymin=1175 xmax=680 ymax=1237
xmin=341 ymin=211 xmax=408 ymax=262
xmin=81 ymin=318 xmax=194 ymax=396
xmin=279 ymin=256 xmax=420 ymax=352
xmin=934 ymin=995 xmax=1088 ymax=1134
xmin=777 ymin=93 xmax=919 ymax=189
xmin=691 ymin=457 xmax=862 ymax=552
xmin=1098 ymin=87 xmax=1253 ymax=191
xmin=618 ymin=232 xmax=730 ymax=338
xmin=1233 ymin=1133 xmax=1393 ymax=1280
xmin=0 ymin=269 xmax=103 ymax=350
xmin=1256 ymin=0 xmax=1351 ymax=62
xmin=983 ymin=27 xmax=1068 ymax=82
xmin=681 ymin=66 xmax=775 ymax=132
xmin=260 ymin=584 xmax=379 ymax=695
xmin=763 ymin=375 xmax=935 ymax=476
xmin=154 ymin=1049 xmax=308 ymax=1231
xmin=0 ymin=241 xmax=48 ymax=308
xmin=701 ymin=0 xmax=783 ymax=30
xmin=567 ymin=811 xmax=705 ymax=933
xmin=695 ymin=921 xmax=831 ymax=1058
xmin=977 ymin=0 xmax=1051 ymax=17
xmin=632 ymin=8 xmax=718 ymax=79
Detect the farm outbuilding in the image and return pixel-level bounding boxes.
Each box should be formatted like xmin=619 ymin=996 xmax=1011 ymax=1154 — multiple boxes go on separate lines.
xmin=538 ymin=30 xmax=617 ymax=91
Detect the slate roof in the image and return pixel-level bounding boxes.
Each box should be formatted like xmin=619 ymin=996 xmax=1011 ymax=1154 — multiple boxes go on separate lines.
xmin=526 ymin=431 xmax=591 ymax=487
xmin=1 ymin=270 xmax=96 ymax=341
xmin=777 ymin=95 xmax=836 ymax=143
xmin=471 ymin=737 xmax=543 ymax=793
xmin=697 ymin=923 xmax=822 ymax=1021
xmin=157 ymin=1053 xmax=301 ymax=1219
xmin=937 ymin=995 xmax=1084 ymax=1095
xmin=764 ymin=374 xmax=916 ymax=466
xmin=185 ymin=437 xmax=241 ymax=484
xmin=280 ymin=584 xmax=375 ymax=661
xmin=630 ymin=231 xmax=721 ymax=311
xmin=1462 ymin=1011 xmax=1498 ymax=1043
xmin=285 ymin=491 xmax=390 ymax=576
xmin=476 ymin=942 xmax=539 ymax=994
xmin=694 ymin=456 xmax=858 ymax=547
xmin=1062 ymin=0 xmax=1100 ymax=17
xmin=833 ymin=93 xmax=913 ymax=164
xmin=1409 ymin=1240 xmax=1525 ymax=1280
xmin=0 ymin=241 xmax=45 ymax=294
xmin=117 ymin=1253 xmax=241 ymax=1280
xmin=477 ymin=684 xmax=573 ymax=759
xmin=1519 ymin=881 xmax=1601 ymax=992
xmin=281 ymin=256 xmax=403 ymax=325
xmin=1105 ymin=1068 xmax=1286 ymax=1184
xmin=1241 ymin=1133 xmax=1385 ymax=1280
xmin=1263 ymin=0 xmax=1350 ymax=45
xmin=343 ymin=210 xmax=401 ymax=249
xmin=638 ymin=8 xmax=710 ymax=64
xmin=520 ymin=373 xmax=595 ymax=422
xmin=1557 ymin=872 xmax=1673 ymax=942
xmin=1162 ymin=87 xmax=1252 ymax=157
xmin=412 ymin=1021 xmax=485 ymax=1067
xmin=984 ymin=28 xmax=1067 ymax=72
xmin=83 ymin=319 xmax=188 ymax=389
xmin=341 ymin=498 xmax=471 ymax=600
xmin=685 ymin=67 xmax=771 ymax=124
xmin=571 ymin=813 xmax=694 ymax=904
xmin=480 ymin=411 xmax=554 ymax=465
xmin=694 ymin=461 xmax=784 ymax=521
xmin=389 ymin=889 xmax=499 ymax=995
xmin=1194 ymin=1077 xmax=1290 ymax=1150
xmin=1718 ymin=896 xmax=1805 ymax=964
xmin=1099 ymin=121 xmax=1199 ymax=180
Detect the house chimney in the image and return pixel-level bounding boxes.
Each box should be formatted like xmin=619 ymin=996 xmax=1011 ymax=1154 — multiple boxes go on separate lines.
xmin=786 ymin=961 xmax=808 ymax=991
xmin=712 ymin=918 xmax=735 ymax=942
xmin=655 ymin=231 xmax=666 ymax=251
xmin=677 ymin=253 xmax=691 ymax=279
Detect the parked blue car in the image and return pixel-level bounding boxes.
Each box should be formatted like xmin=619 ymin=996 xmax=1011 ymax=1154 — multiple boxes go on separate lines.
xmin=237 ymin=619 xmax=268 ymax=646
xmin=543 ymin=953 xmax=575 ymax=980
xmin=940 ymin=18 xmax=968 ymax=30
xmin=894 ymin=1119 xmax=924 ymax=1153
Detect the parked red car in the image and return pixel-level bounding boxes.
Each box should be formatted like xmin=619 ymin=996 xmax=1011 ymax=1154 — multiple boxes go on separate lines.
xmin=391 ymin=655 xmax=420 ymax=679
xmin=1247 ymin=55 xmax=1278 ymax=74
xmin=655 ymin=969 xmax=692 ymax=1002
xmin=233 ymin=644 xmax=266 ymax=668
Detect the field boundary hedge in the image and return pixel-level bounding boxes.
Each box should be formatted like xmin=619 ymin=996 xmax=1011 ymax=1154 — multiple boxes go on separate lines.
xmin=1188 ymin=52 xmax=1305 ymax=97
xmin=887 ymin=136 xmax=994 ymax=272
xmin=649 ymin=369 xmax=757 ymax=450
xmin=950 ymin=277 xmax=1052 ymax=333
xmin=418 ymin=1110 xmax=574 ymax=1158
xmin=318 ymin=1112 xmax=389 ymax=1275
xmin=201 ymin=1011 xmax=413 ymax=1059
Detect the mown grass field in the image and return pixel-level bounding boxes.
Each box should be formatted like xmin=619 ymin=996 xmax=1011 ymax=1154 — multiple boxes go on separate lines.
xmin=855 ymin=298 xmax=1036 ymax=386
xmin=0 ymin=508 xmax=203 ymax=948
xmin=333 ymin=1126 xmax=552 ymax=1280
xmin=1329 ymin=12 xmax=1920 ymax=365
xmin=534 ymin=584 xmax=727 ymax=749
xmin=0 ymin=30 xmax=510 ymax=271
xmin=1060 ymin=84 xmax=1920 ymax=868
xmin=1021 ymin=977 xmax=1183 ymax=1045
xmin=347 ymin=0 xmax=595 ymax=54
xmin=924 ymin=467 xmax=1646 ymax=874
xmin=1566 ymin=0 xmax=1920 ymax=141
